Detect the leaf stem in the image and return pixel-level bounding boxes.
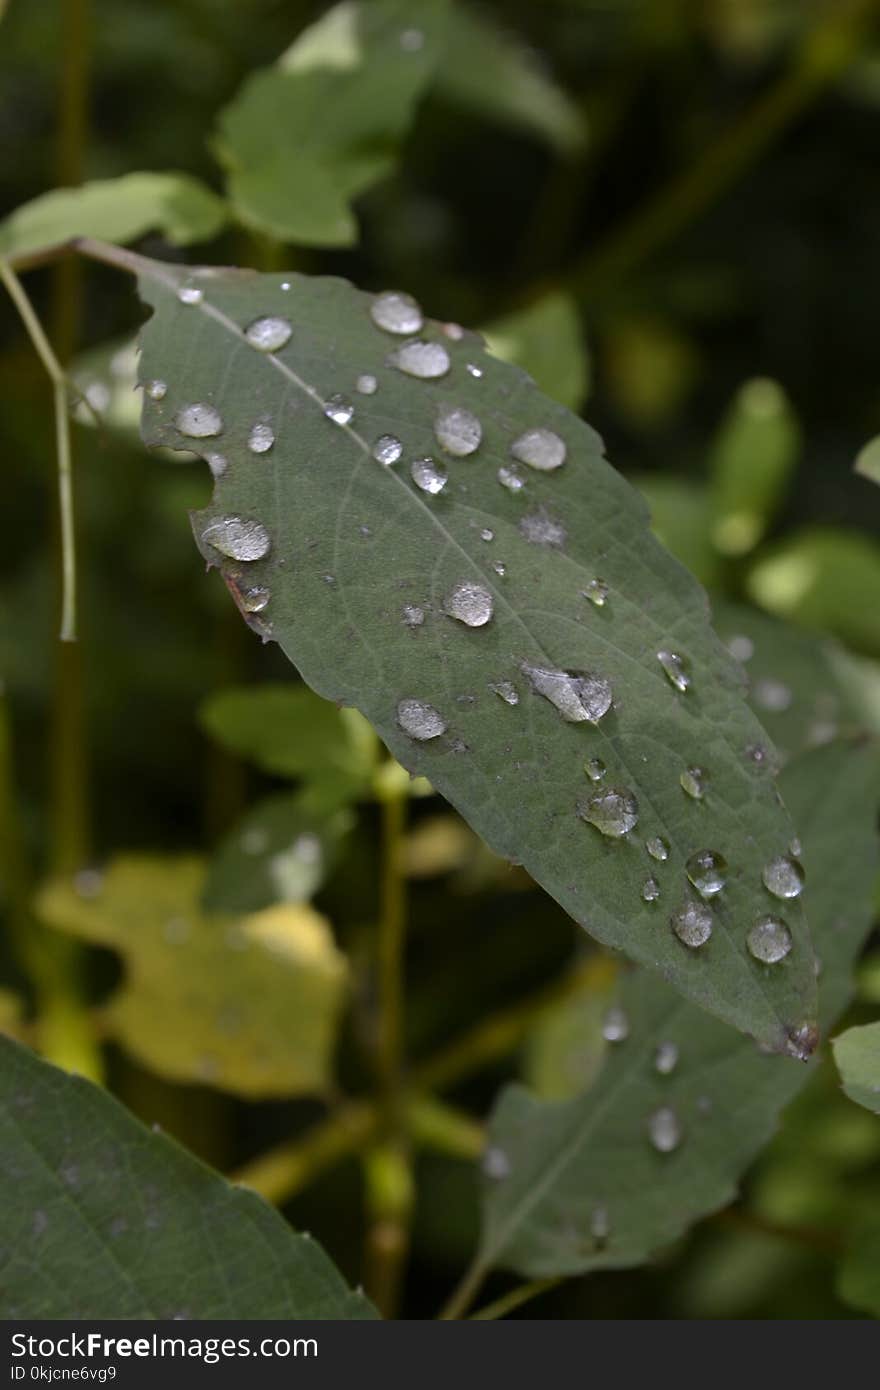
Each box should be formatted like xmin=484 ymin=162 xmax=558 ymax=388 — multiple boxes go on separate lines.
xmin=376 ymin=764 xmax=409 ymax=1087
xmin=438 ymin=1257 xmax=490 ymax=1321
xmin=470 ymin=1276 xmax=563 ymax=1321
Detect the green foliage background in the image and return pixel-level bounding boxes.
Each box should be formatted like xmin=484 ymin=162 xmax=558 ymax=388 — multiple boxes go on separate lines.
xmin=1 ymin=0 xmax=879 ymax=1320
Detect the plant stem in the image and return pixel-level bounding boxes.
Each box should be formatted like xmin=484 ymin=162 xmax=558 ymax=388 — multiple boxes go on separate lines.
xmin=376 ymin=765 xmax=408 ymax=1087
xmin=231 ymin=1101 xmax=378 ymax=1204
xmin=470 ymin=1276 xmax=563 ymax=1322
xmin=438 ymin=1257 xmax=490 ymax=1321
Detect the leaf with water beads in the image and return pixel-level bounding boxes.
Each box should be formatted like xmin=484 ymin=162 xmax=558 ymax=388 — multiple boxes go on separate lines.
xmin=133 ymin=251 xmax=817 ymax=1050
xmin=475 ymin=738 xmax=880 ymax=1281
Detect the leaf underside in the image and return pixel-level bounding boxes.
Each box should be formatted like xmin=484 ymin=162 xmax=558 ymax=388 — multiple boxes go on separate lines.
xmin=478 ymin=739 xmax=879 ymax=1279
xmin=134 ymin=254 xmax=817 ymax=1053
xmin=0 ymin=1037 xmax=376 ymax=1318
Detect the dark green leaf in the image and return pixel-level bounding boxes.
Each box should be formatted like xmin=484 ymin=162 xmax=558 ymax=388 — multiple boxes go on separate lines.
xmin=855 ymin=435 xmax=880 ymax=486
xmin=838 ymin=1217 xmax=880 ymax=1317
xmin=134 ymin=253 xmax=817 ymax=1051
xmin=476 ymin=738 xmax=879 ymax=1279
xmin=0 ymin=1036 xmax=376 ymax=1317
xmin=747 ymin=527 xmax=880 ymax=657
xmin=832 ymin=1022 xmax=880 ymax=1114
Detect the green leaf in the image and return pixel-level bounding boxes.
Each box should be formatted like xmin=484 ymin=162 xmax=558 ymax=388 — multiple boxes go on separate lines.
xmin=475 ymin=738 xmax=879 ymax=1279
xmin=0 ymin=1036 xmax=375 ymax=1318
xmin=434 ymin=5 xmax=586 ymax=153
xmin=199 ymin=682 xmax=377 ymax=805
xmin=747 ymin=527 xmax=880 ymax=657
xmin=203 ymin=791 xmax=355 ymax=914
xmin=838 ymin=1217 xmax=880 ymax=1317
xmin=134 ymin=253 xmax=817 ymax=1052
xmin=855 ymin=435 xmax=880 ymax=486
xmin=708 ymin=377 xmax=800 ymax=557
xmin=213 ymin=1 xmax=448 ymax=247
xmin=832 ymin=1022 xmax=880 ymax=1114
xmin=481 ymin=292 xmax=590 ymax=412
xmin=70 ymin=334 xmax=142 ymax=435
xmin=37 ymin=856 xmax=349 ymax=1098
xmin=0 ymin=173 xmax=227 ymax=260
xmin=633 ymin=476 xmax=723 ymax=588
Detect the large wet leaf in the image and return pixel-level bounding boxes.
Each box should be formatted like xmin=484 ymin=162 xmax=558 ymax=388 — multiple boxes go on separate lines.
xmin=132 ymin=252 xmax=817 ymax=1052
xmin=0 ymin=1037 xmax=375 ymax=1318
xmin=474 ymin=739 xmax=879 ymax=1279
xmin=37 ymin=856 xmax=348 ymax=1098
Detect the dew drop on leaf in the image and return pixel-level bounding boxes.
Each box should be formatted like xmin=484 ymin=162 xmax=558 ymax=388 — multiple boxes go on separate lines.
xmin=480 ymin=528 xmax=494 ymax=542
xmin=497 ymin=464 xmax=526 ymax=493
xmin=648 ymin=1106 xmax=682 ymax=1153
xmin=680 ymin=766 xmax=707 ymax=800
xmin=654 ymin=1041 xmax=679 ymax=1075
xmin=646 ymin=836 xmax=669 ymax=862
xmin=177 ymin=285 xmax=203 ymax=306
xmin=397 ymin=698 xmax=446 ymax=740
xmin=370 ymin=290 xmax=423 ymax=335
xmin=671 ymin=899 xmax=713 ymax=948
xmin=583 ymin=578 xmax=608 ymax=607
xmin=519 ymin=508 xmax=566 ymax=547
xmin=482 ymin=1146 xmax=511 ymax=1181
xmin=489 ymin=680 xmax=519 ymax=705
xmin=602 ymin=1005 xmax=629 ymax=1042
xmin=402 ymin=604 xmax=425 ymax=627
xmin=201 ymin=516 xmax=271 ymax=562
xmin=175 ymin=402 xmax=222 ymax=438
xmin=492 ymin=560 xmax=507 ymax=577
xmin=510 ymin=426 xmax=567 ymax=472
xmin=747 ymin=914 xmax=793 ymax=963
xmin=410 ymin=457 xmax=448 ymax=494
xmin=444 ymin=581 xmax=494 ymax=628
xmin=244 ymin=315 xmax=292 ymax=352
xmin=466 ymin=362 xmax=483 ymax=378
xmin=323 ymin=394 xmax=354 ymax=425
xmin=372 ymin=434 xmax=403 ymax=465
xmin=145 ymin=379 xmax=167 ymax=401
xmin=247 ymin=422 xmax=275 ymax=454
xmin=435 ymin=404 xmax=482 ymax=456
xmin=686 ymin=849 xmax=728 ymax=896
xmin=205 ymin=452 xmax=227 ymax=479
xmin=580 ymin=787 xmax=639 ymax=838
xmin=642 ymin=876 xmax=661 ymax=902
xmin=657 ymin=649 xmax=691 ymax=693
xmin=585 ymin=757 xmax=606 ymax=782
xmin=590 ymin=1204 xmax=611 ymax=1242
xmin=523 ymin=664 xmax=613 ymax=724
xmin=391 ymin=340 xmax=450 ymax=379
xmin=356 ymin=373 xmax=378 ymax=394
xmin=238 ymin=584 xmax=270 ymax=613
xmin=762 ymin=854 xmax=805 ymax=899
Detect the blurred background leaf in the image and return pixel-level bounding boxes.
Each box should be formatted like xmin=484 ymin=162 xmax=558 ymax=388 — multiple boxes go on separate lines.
xmin=832 ymin=1022 xmax=880 ymax=1114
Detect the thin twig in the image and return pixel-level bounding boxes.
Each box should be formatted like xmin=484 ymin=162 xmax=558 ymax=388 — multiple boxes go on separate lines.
xmin=470 ymin=1277 xmax=563 ymax=1322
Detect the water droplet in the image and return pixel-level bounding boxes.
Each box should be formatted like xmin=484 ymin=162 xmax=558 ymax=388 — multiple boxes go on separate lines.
xmin=397 ymin=698 xmax=446 ymax=740
xmin=657 ymin=649 xmax=691 ymax=693
xmin=489 ymin=680 xmax=519 ymax=705
xmin=371 ymin=290 xmax=423 ymax=335
xmin=402 ymin=604 xmax=425 ymax=627
xmin=435 ymin=404 xmax=482 ymax=456
xmin=372 ymin=434 xmax=403 ymax=465
xmin=175 ymin=402 xmax=222 ymax=438
xmin=646 ymin=836 xmax=669 ymax=862
xmin=680 ymin=766 xmax=707 ymax=800
xmin=519 ymin=508 xmax=566 ymax=547
xmin=324 ymin=393 xmax=354 ymax=425
xmin=671 ymin=899 xmax=713 ymax=948
xmin=492 ymin=560 xmax=507 ymax=577
xmin=482 ymin=1146 xmax=511 ymax=1180
xmin=727 ymin=634 xmax=754 ymax=662
xmin=585 ymin=757 xmax=606 ymax=782
xmin=762 ymin=854 xmax=805 ymax=899
xmin=443 ymin=321 xmax=464 ymax=341
xmin=746 ymin=743 xmax=768 ymax=765
xmin=239 ymin=584 xmax=270 ymax=613
xmin=410 ymin=457 xmax=448 ymax=494
xmin=510 ymin=426 xmax=566 ymax=472
xmin=480 ymin=527 xmax=494 ymax=542
xmin=205 ymin=452 xmax=227 ymax=479
xmin=753 ymin=677 xmax=792 ymax=712
xmin=497 ymin=464 xmax=526 ymax=493
xmin=522 ymin=663 xmax=612 ymax=723
xmin=248 ymin=422 xmax=275 ymax=454
xmin=356 ymin=373 xmax=378 ymax=394
xmin=581 ymin=787 xmax=639 ymax=838
xmin=466 ymin=362 xmax=483 ymax=378
xmin=785 ymin=1022 xmax=819 ymax=1060
xmin=583 ymin=578 xmax=608 ymax=607
xmin=391 ymin=340 xmax=450 ymax=379
xmin=602 ymin=1006 xmax=629 ymax=1042
xmin=245 ymin=315 xmax=292 ymax=352
xmin=789 ymin=836 xmax=803 ymax=858
xmin=654 ymin=1041 xmax=679 ymax=1075
xmin=145 ymin=379 xmax=167 ymax=401
xmin=642 ymin=876 xmax=661 ymax=903
xmin=686 ymin=849 xmax=728 ymax=896
xmin=748 ymin=914 xmax=793 ymax=964
xmin=648 ymin=1106 xmax=682 ymax=1153
xmin=590 ymin=1204 xmax=611 ymax=1242
xmin=177 ymin=285 xmax=203 ymax=306
xmin=444 ymin=581 xmax=493 ymax=627
xmin=280 ymin=281 xmax=291 ymax=291
xmin=201 ymin=515 xmax=271 ymax=562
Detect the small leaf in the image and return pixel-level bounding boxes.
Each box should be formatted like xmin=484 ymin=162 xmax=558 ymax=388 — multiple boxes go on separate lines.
xmin=0 ymin=173 xmax=227 ymax=260
xmin=482 ymin=292 xmax=590 ymax=412
xmin=70 ymin=334 xmax=142 ymax=435
xmin=855 ymin=434 xmax=880 ymax=486
xmin=708 ymin=378 xmax=800 ymax=557
xmin=832 ymin=1022 xmax=880 ymax=1114
xmin=134 ymin=254 xmax=817 ymax=1051
xmin=213 ymin=0 xmax=448 ymax=246
xmin=203 ymin=791 xmax=354 ymax=914
xmin=633 ymin=476 xmax=722 ymax=588
xmin=37 ymin=856 xmax=348 ymax=1097
xmin=434 ymin=5 xmax=586 ymax=153
xmin=199 ymin=682 xmax=377 ymax=804
xmin=0 ymin=1036 xmax=375 ymax=1318
xmin=747 ymin=527 xmax=880 ymax=657
xmin=476 ymin=738 xmax=879 ymax=1279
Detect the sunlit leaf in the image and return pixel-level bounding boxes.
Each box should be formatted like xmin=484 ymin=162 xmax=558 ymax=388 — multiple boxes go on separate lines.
xmin=633 ymin=476 xmax=722 ymax=588
xmin=133 ymin=252 xmax=818 ymax=1052
xmin=0 ymin=174 xmax=227 ymax=260
xmin=747 ymin=527 xmax=880 ymax=657
xmin=213 ymin=0 xmax=448 ymax=246
xmin=482 ymin=292 xmax=590 ymax=412
xmin=0 ymin=1036 xmax=376 ymax=1318
xmin=475 ymin=738 xmax=879 ymax=1279
xmin=37 ymin=856 xmax=348 ymax=1097
xmin=855 ymin=434 xmax=880 ymax=486
xmin=832 ymin=1022 xmax=880 ymax=1115
xmin=708 ymin=377 xmax=800 ymax=557
xmin=70 ymin=334 xmax=142 ymax=435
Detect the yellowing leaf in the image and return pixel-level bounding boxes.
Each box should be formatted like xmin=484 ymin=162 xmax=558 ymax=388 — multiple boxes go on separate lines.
xmin=37 ymin=856 xmax=348 ymax=1098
